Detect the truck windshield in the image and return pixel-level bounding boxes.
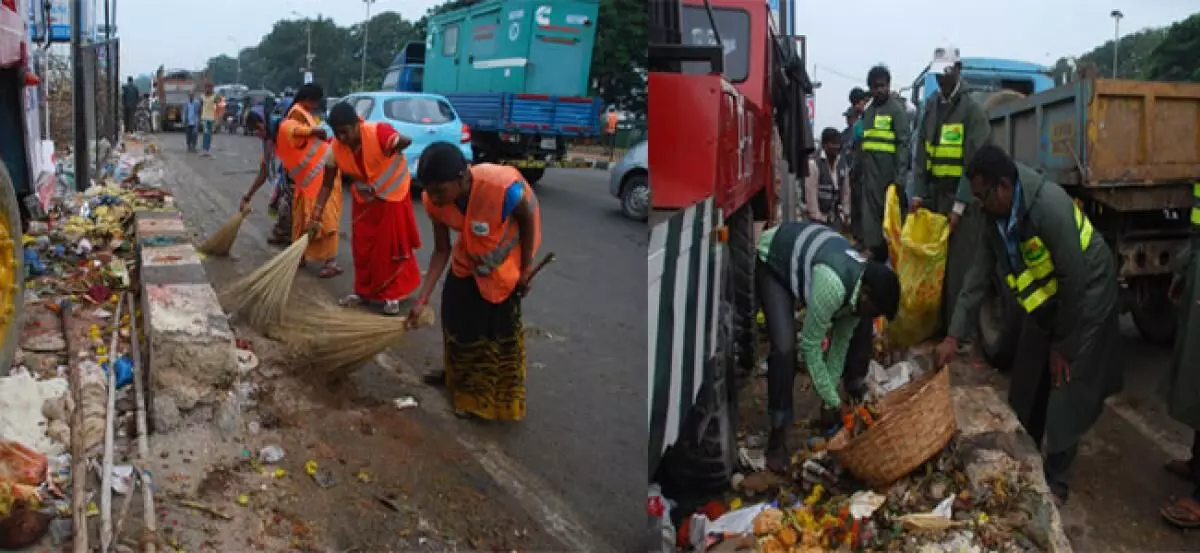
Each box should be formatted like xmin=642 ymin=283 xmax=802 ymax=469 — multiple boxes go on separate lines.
xmin=384 ymin=97 xmax=455 ymax=125
xmin=382 ymin=70 xmax=400 ymax=90
xmin=679 ymin=6 xmax=749 ymax=83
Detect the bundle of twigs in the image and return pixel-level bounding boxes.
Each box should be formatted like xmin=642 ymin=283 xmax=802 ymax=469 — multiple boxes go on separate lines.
xmin=197 ymin=210 xmax=248 ymax=256
xmin=279 ymin=299 xmax=436 ymax=378
xmin=219 ymin=234 xmax=310 ymax=329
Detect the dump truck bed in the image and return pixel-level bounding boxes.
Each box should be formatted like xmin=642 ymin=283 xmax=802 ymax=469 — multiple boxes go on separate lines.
xmin=988 ymin=78 xmax=1200 ymax=210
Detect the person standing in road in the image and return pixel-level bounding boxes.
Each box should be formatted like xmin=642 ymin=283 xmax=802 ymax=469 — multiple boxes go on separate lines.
xmin=842 ymin=87 xmax=869 ymax=239
xmin=855 ymin=66 xmax=910 ymax=263
xmin=183 ymin=92 xmax=201 ymax=153
xmin=934 ymin=145 xmax=1122 ymax=504
xmin=910 ymin=46 xmax=991 ymax=331
xmin=604 ymin=108 xmax=620 ymax=160
xmin=200 ymin=84 xmax=218 ymax=156
xmin=1158 ymin=185 xmax=1200 ymax=528
xmin=317 ymin=102 xmax=423 ymax=316
xmin=409 ymin=141 xmax=542 ymax=422
xmin=121 ymin=77 xmax=139 ymax=133
xmin=756 ymin=220 xmax=900 ymax=471
xmin=804 ymin=128 xmax=849 ymax=229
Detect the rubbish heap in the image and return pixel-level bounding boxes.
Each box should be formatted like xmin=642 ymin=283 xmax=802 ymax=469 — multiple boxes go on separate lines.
xmin=0 ymin=139 xmax=169 ymax=548
xmin=661 ymin=342 xmax=1065 ymax=553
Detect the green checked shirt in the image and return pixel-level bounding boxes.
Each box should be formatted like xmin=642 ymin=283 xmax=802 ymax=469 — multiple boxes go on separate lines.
xmin=758 ymin=227 xmax=862 ymax=409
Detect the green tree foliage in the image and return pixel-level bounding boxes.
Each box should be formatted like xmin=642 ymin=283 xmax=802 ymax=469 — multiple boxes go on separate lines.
xmin=1147 ymin=13 xmax=1200 ymax=81
xmin=592 ymin=0 xmax=646 ymax=113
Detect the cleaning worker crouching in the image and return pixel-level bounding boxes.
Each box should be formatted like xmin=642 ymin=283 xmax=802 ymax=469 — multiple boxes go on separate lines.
xmin=934 ymin=145 xmax=1123 ymax=504
xmin=757 ymin=221 xmax=901 ymax=472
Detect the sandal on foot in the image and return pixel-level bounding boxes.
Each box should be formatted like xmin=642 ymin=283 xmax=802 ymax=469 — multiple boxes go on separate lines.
xmin=337 ymin=294 xmax=363 ymax=308
xmin=318 ymin=265 xmax=344 ymax=279
xmin=1166 ymin=459 xmax=1194 ymax=482
xmin=382 ymin=300 xmax=402 ymax=316
xmin=1162 ymin=497 xmax=1200 ymax=529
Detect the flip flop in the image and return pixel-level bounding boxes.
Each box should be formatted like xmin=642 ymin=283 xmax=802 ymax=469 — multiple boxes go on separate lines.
xmin=1162 ymin=497 xmax=1200 ymax=529
xmin=1166 ymin=459 xmax=1194 ymax=482
xmin=337 ymin=294 xmax=363 ymax=308
xmin=318 ymin=265 xmax=344 ymax=279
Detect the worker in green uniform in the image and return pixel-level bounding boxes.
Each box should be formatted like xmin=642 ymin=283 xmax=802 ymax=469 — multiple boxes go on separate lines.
xmin=854 ymin=65 xmax=910 ymax=262
xmin=1158 ymin=182 xmax=1200 ymax=528
xmin=934 ymin=145 xmax=1122 ymax=504
xmin=910 ymin=46 xmax=991 ymax=333
xmin=757 ymin=221 xmax=901 ymax=471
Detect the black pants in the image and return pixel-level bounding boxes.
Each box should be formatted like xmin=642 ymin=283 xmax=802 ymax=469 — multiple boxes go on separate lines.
xmin=1011 ymin=317 xmax=1078 ymax=499
xmin=122 ymin=106 xmax=135 ymax=133
xmin=756 ymin=259 xmax=872 ymax=429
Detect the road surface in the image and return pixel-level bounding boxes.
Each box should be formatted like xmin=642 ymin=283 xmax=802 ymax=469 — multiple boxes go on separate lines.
xmin=154 ymin=132 xmax=647 ymax=550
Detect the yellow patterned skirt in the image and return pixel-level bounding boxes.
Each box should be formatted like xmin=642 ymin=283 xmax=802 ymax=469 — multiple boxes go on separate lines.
xmin=441 ymin=273 xmax=526 ymax=421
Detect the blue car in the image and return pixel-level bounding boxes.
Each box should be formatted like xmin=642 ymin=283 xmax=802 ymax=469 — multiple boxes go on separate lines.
xmin=335 ymin=92 xmax=474 ymax=192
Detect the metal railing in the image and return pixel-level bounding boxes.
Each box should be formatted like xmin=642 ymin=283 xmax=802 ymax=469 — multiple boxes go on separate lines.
xmin=39 ymin=38 xmax=121 ymax=186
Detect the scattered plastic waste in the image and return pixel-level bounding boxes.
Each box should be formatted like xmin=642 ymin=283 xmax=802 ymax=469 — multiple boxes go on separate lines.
xmin=392 ymin=396 xmax=419 ymax=410
xmin=258 ymin=445 xmax=286 ymax=464
xmin=101 ymin=355 xmax=134 ymax=388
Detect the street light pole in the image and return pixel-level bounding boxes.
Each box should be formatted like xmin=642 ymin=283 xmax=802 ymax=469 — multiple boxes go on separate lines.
xmin=226 ymin=36 xmax=241 ymax=84
xmin=1110 ymin=9 xmax=1124 ymax=78
xmin=361 ymin=0 xmax=376 ymax=89
xmin=290 ymin=11 xmax=315 ymax=80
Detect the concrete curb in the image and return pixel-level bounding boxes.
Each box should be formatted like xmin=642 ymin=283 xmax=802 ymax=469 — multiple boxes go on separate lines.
xmin=134 ymin=203 xmax=235 ymax=431
xmin=567 ymin=157 xmax=611 ymax=170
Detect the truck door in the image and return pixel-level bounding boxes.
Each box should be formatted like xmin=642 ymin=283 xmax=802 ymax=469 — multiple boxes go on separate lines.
xmin=428 ymin=16 xmax=466 ymax=92
xmin=526 ymin=3 xmax=593 ymax=96
xmin=461 ymin=4 xmax=504 ymax=93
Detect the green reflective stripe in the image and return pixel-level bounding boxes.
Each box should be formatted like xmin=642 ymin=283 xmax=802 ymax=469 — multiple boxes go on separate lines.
xmin=863 ymin=129 xmax=895 ymax=140
xmin=1193 ymin=181 xmax=1200 ymax=199
xmin=1017 ymin=278 xmax=1059 ymax=312
xmin=923 ymin=140 xmax=962 ymax=177
xmin=1192 ymin=181 xmax=1200 ymax=227
xmin=930 ymin=165 xmax=963 ymax=177
xmin=862 ymin=141 xmax=896 ymax=153
xmin=372 ymin=155 xmax=409 ymax=198
xmin=1073 ymin=204 xmax=1094 ymax=250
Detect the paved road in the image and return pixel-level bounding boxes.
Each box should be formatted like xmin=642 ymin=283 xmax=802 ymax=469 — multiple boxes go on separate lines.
xmin=155 ymin=133 xmax=646 ymax=550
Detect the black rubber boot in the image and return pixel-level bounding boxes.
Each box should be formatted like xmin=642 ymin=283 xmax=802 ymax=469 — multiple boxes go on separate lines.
xmin=765 ymin=425 xmax=790 ymax=473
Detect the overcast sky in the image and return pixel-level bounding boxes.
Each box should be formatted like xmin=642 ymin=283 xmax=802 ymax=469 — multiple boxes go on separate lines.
xmin=116 ymin=0 xmax=440 ymax=77
xmin=796 ymin=0 xmax=1197 ymax=131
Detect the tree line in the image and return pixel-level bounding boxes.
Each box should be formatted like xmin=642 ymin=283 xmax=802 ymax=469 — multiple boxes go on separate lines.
xmin=1049 ymin=12 xmax=1200 ymax=84
xmin=145 ymin=0 xmax=646 ymax=113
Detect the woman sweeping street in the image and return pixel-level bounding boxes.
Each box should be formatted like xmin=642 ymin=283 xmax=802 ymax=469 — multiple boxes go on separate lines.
xmin=315 ymin=103 xmax=422 ymax=315
xmin=408 ymin=142 xmax=542 ymax=421
xmin=240 ymin=85 xmax=343 ymax=277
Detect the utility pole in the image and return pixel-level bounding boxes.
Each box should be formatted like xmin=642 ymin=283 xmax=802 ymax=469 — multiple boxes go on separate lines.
xmin=290 ymin=11 xmax=315 ymax=81
xmin=361 ymin=0 xmax=376 ymax=89
xmin=227 ymin=36 xmax=241 ymax=84
xmin=72 ymin=0 xmax=89 ymax=192
xmin=1110 ymin=9 xmax=1123 ymax=78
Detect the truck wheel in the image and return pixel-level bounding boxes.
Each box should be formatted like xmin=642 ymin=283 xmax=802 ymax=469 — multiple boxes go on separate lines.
xmin=519 ymin=168 xmax=545 ymax=186
xmin=1130 ymin=275 xmax=1177 ymax=347
xmin=0 ymin=163 xmax=23 ymax=376
xmin=978 ymin=272 xmax=1020 ymax=371
xmin=657 ymin=250 xmax=738 ymax=499
xmin=619 ymin=172 xmax=649 ymax=222
xmin=727 ymin=205 xmax=758 ymax=377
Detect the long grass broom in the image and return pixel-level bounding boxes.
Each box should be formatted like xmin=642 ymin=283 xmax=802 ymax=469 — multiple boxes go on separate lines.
xmin=197 ymin=209 xmax=249 ymax=256
xmin=219 ymin=233 xmax=310 ymax=330
xmin=281 ymin=252 xmax=557 ymax=378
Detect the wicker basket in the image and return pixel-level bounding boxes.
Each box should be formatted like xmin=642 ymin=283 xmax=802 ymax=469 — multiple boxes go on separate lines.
xmin=827 ymin=367 xmax=956 ymax=488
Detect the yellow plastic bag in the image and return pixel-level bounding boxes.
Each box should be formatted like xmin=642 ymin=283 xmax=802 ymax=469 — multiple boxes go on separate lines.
xmin=883 ymin=186 xmax=949 ymax=348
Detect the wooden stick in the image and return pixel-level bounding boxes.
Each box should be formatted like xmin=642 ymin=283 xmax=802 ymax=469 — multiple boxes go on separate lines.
xmin=112 ymin=467 xmax=139 ymax=543
xmin=127 ymin=293 xmax=157 ymax=553
xmin=63 ymin=301 xmax=88 ymax=553
xmin=100 ymin=292 xmax=126 ymax=553
xmin=177 ymin=500 xmax=232 ymax=521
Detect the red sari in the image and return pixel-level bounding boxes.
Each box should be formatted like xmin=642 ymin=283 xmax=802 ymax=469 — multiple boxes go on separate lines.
xmin=349 ymin=123 xmax=422 ymax=302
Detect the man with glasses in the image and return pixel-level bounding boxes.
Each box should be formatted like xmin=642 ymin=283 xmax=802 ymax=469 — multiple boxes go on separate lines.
xmin=934 ymin=144 xmax=1122 ymax=505
xmin=910 ymin=45 xmax=991 ymax=334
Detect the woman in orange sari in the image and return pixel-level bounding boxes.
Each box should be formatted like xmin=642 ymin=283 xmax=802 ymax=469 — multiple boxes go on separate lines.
xmin=311 ymin=102 xmax=422 ymax=315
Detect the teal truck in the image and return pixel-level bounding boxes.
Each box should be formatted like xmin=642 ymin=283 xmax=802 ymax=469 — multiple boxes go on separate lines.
xmin=383 ymin=0 xmax=604 ymax=184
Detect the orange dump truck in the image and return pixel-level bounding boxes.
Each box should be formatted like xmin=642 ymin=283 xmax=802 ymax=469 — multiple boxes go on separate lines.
xmin=979 ymin=78 xmax=1200 ymax=367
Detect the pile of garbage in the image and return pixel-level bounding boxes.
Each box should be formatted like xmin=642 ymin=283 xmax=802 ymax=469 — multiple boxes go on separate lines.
xmin=0 ymin=141 xmax=167 ymax=547
xmin=660 ymin=352 xmax=1055 ymax=552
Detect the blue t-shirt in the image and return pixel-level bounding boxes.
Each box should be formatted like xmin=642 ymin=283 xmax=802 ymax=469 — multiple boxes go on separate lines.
xmin=500 ymin=182 xmax=523 ymax=221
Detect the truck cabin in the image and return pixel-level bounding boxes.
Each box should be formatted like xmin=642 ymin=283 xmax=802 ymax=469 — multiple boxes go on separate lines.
xmin=677 ymin=0 xmax=769 ymax=107
xmin=909 ymin=57 xmax=1055 ymax=108
xmin=0 ymin=0 xmax=31 ymax=226
xmin=382 ymin=41 xmax=425 ymax=93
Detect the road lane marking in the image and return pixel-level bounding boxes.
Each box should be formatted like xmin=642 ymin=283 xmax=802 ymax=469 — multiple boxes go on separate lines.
xmin=374 ymin=353 xmax=606 ymax=552
xmin=1105 ymin=396 xmax=1190 ymax=460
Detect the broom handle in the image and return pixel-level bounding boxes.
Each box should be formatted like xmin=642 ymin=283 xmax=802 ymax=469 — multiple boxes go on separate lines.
xmin=526 ymin=253 xmax=556 ymax=283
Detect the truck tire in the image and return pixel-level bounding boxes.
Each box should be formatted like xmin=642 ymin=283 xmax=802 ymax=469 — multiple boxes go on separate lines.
xmin=1130 ymin=275 xmax=1177 ymax=347
xmin=727 ymin=205 xmax=758 ymax=377
xmin=978 ymin=272 xmax=1021 ymax=371
xmin=519 ymin=168 xmax=545 ymax=186
xmin=0 ymin=163 xmax=23 ymax=376
xmin=657 ymin=251 xmax=738 ymax=499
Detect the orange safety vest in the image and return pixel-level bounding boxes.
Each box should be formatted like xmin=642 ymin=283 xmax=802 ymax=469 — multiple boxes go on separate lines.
xmin=423 ymin=164 xmax=542 ymax=304
xmin=274 ymin=105 xmax=330 ymax=197
xmin=331 ymin=121 xmax=411 ymax=203
xmin=605 ymin=112 xmax=618 ymax=134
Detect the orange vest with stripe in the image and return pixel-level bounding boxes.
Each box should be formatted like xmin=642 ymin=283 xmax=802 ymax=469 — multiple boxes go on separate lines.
xmin=274 ymin=105 xmax=330 ymax=197
xmin=423 ymin=164 xmax=542 ymax=303
xmin=331 ymin=121 xmax=411 ymax=203
xmin=605 ymin=112 xmax=618 ymax=134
